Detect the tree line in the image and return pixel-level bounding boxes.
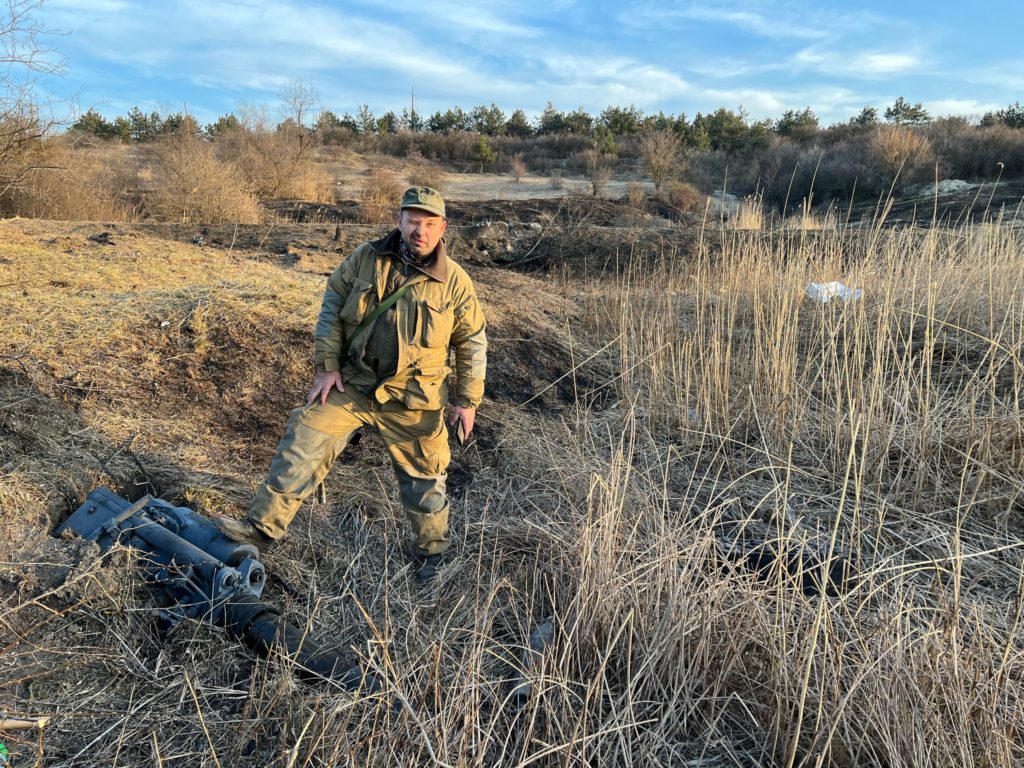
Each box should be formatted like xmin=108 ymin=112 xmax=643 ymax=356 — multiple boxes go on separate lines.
xmin=71 ymin=98 xmax=1024 ymax=151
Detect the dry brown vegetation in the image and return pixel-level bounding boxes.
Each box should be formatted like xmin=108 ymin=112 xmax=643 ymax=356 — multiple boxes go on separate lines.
xmin=869 ymin=125 xmax=934 ymax=190
xmin=214 ymin=120 xmax=335 ymax=203
xmin=639 ymin=129 xmax=684 ymax=191
xmin=0 ymin=210 xmax=1022 ymax=766
xmin=0 ymin=137 xmax=137 ymax=221
xmin=358 ymin=165 xmax=405 ymax=224
xmin=146 ymin=132 xmax=265 ymax=224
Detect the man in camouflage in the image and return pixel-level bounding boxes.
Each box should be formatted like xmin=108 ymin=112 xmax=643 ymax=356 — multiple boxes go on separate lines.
xmin=219 ymin=187 xmax=487 ymax=581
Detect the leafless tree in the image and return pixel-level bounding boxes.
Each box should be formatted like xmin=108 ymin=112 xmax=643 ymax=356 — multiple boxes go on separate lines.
xmin=277 ymin=78 xmax=320 ymax=128
xmin=0 ymin=0 xmax=69 ymax=191
xmin=639 ymin=129 xmax=684 ymax=191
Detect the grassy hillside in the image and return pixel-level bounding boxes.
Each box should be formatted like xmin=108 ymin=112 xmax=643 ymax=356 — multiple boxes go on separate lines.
xmin=1 ymin=217 xmax=1022 ymax=766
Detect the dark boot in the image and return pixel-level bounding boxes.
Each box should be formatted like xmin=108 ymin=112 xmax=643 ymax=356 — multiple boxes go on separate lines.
xmin=216 ymin=516 xmax=276 ymax=550
xmin=413 ymin=552 xmax=446 ymax=583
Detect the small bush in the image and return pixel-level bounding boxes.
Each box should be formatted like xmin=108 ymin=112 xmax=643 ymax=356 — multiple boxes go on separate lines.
xmin=146 ymin=133 xmax=263 ymax=223
xmin=405 ymin=159 xmax=445 ymax=193
xmin=869 ymin=125 xmax=933 ymax=190
xmin=510 ymin=154 xmax=527 ymax=183
xmin=626 ymin=181 xmax=646 ymax=210
xmin=660 ymin=181 xmax=706 ymax=213
xmin=359 ymin=166 xmax=403 ymax=224
xmin=214 ymin=125 xmax=334 ymax=203
xmin=924 ymin=122 xmax=1024 ymax=179
xmin=579 ymin=148 xmax=613 ymax=197
xmin=471 ymin=135 xmax=496 ymax=172
xmin=639 ymin=129 xmax=684 ymax=190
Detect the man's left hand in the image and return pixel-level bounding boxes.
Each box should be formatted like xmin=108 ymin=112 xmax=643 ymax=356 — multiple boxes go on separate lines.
xmin=448 ymin=406 xmax=476 ymax=444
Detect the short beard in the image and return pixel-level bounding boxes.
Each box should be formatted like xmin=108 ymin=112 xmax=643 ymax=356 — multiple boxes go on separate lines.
xmin=400 ymin=237 xmax=434 ymax=265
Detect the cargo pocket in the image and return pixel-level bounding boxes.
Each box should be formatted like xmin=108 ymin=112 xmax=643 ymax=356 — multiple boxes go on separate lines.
xmin=419 ymin=300 xmax=454 ymax=348
xmin=416 ymin=430 xmax=450 ymax=476
xmin=340 ymin=278 xmax=375 ymax=324
xmin=403 ymin=366 xmax=450 ymax=410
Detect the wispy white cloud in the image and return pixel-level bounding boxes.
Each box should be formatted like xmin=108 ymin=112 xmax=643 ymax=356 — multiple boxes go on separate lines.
xmin=47 ymin=0 xmax=131 ymax=11
xmin=534 ymin=55 xmax=691 ymax=111
xmin=792 ymin=47 xmax=924 ymax=78
xmin=952 ymin=62 xmax=1024 ymax=93
xmin=686 ymin=57 xmax=783 ymax=80
xmin=925 ymin=99 xmax=1001 ymax=118
xmin=366 ymin=0 xmax=539 ymax=38
xmin=620 ymin=1 xmax=898 ymax=41
xmin=695 ymin=84 xmax=863 ymax=123
xmin=633 ymin=5 xmax=823 ymax=40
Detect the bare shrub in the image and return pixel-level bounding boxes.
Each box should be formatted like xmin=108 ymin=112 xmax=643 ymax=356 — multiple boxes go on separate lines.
xmin=0 ymin=138 xmax=137 ymax=220
xmin=626 ymin=181 xmax=646 ymax=210
xmin=925 ymin=122 xmax=1024 ymax=179
xmin=509 ymin=154 xmax=527 ymax=183
xmin=358 ymin=165 xmax=403 ymax=224
xmin=639 ymin=129 xmax=684 ymax=190
xmin=214 ymin=122 xmax=334 ymax=203
xmin=146 ymin=133 xmax=263 ymax=223
xmin=579 ymin=148 xmax=613 ymax=197
xmin=660 ymin=180 xmax=706 ymax=213
xmin=869 ymin=125 xmax=933 ymax=189
xmin=405 ymin=159 xmax=445 ymax=193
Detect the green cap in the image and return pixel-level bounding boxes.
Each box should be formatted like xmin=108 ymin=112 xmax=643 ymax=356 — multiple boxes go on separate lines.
xmin=400 ymin=186 xmax=446 ymax=218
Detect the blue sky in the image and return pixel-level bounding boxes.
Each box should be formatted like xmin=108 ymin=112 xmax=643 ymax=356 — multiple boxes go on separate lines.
xmin=33 ymin=0 xmax=1024 ymax=128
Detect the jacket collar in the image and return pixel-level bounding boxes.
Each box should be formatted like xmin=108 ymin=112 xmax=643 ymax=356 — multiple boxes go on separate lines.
xmin=369 ymin=229 xmax=449 ymax=283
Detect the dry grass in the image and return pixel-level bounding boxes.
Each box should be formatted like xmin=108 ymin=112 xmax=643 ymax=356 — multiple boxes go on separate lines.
xmin=729 ymin=195 xmax=766 ymax=230
xmin=404 ymin=157 xmax=446 ymax=193
xmin=786 ymin=201 xmax=841 ymax=231
xmin=567 ymin=217 xmax=1024 ymax=764
xmin=1 ymin=214 xmax=1023 ymax=766
xmin=626 ymin=180 xmax=646 ymax=210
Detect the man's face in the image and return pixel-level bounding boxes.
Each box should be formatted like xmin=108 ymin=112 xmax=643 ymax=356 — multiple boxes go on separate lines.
xmin=397 ymin=208 xmax=447 ymax=258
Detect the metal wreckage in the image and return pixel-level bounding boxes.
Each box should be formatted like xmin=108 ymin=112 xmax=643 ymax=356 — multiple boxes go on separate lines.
xmin=57 ymin=487 xmax=381 ymax=694
xmin=54 ymin=487 xmax=849 ymax=713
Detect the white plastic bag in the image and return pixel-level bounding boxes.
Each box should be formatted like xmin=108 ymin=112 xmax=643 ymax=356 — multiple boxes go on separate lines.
xmin=805 ymin=281 xmax=862 ymax=303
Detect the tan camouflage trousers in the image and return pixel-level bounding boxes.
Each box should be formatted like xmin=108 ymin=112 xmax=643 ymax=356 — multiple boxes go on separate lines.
xmin=249 ymin=387 xmax=451 ymax=556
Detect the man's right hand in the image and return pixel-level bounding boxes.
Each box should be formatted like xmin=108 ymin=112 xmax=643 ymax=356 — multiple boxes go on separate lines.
xmin=308 ymin=371 xmax=344 ymax=405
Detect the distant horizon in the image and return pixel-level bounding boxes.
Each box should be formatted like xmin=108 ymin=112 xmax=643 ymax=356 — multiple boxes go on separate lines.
xmin=31 ymin=0 xmax=1024 ymax=129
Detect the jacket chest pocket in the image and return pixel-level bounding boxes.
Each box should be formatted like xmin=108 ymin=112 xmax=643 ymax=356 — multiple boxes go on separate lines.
xmin=417 ymin=299 xmax=454 ymax=348
xmin=340 ymin=278 xmax=376 ymax=324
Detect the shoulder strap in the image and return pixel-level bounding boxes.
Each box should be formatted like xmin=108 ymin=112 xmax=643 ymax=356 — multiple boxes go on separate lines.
xmin=338 ymin=282 xmax=414 ymax=363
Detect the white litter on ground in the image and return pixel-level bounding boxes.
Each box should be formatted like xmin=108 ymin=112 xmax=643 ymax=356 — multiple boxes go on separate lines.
xmin=805 ymin=281 xmax=863 ymax=303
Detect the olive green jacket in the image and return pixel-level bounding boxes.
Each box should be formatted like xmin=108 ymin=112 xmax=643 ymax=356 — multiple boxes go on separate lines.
xmin=314 ymin=230 xmax=487 ymax=410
